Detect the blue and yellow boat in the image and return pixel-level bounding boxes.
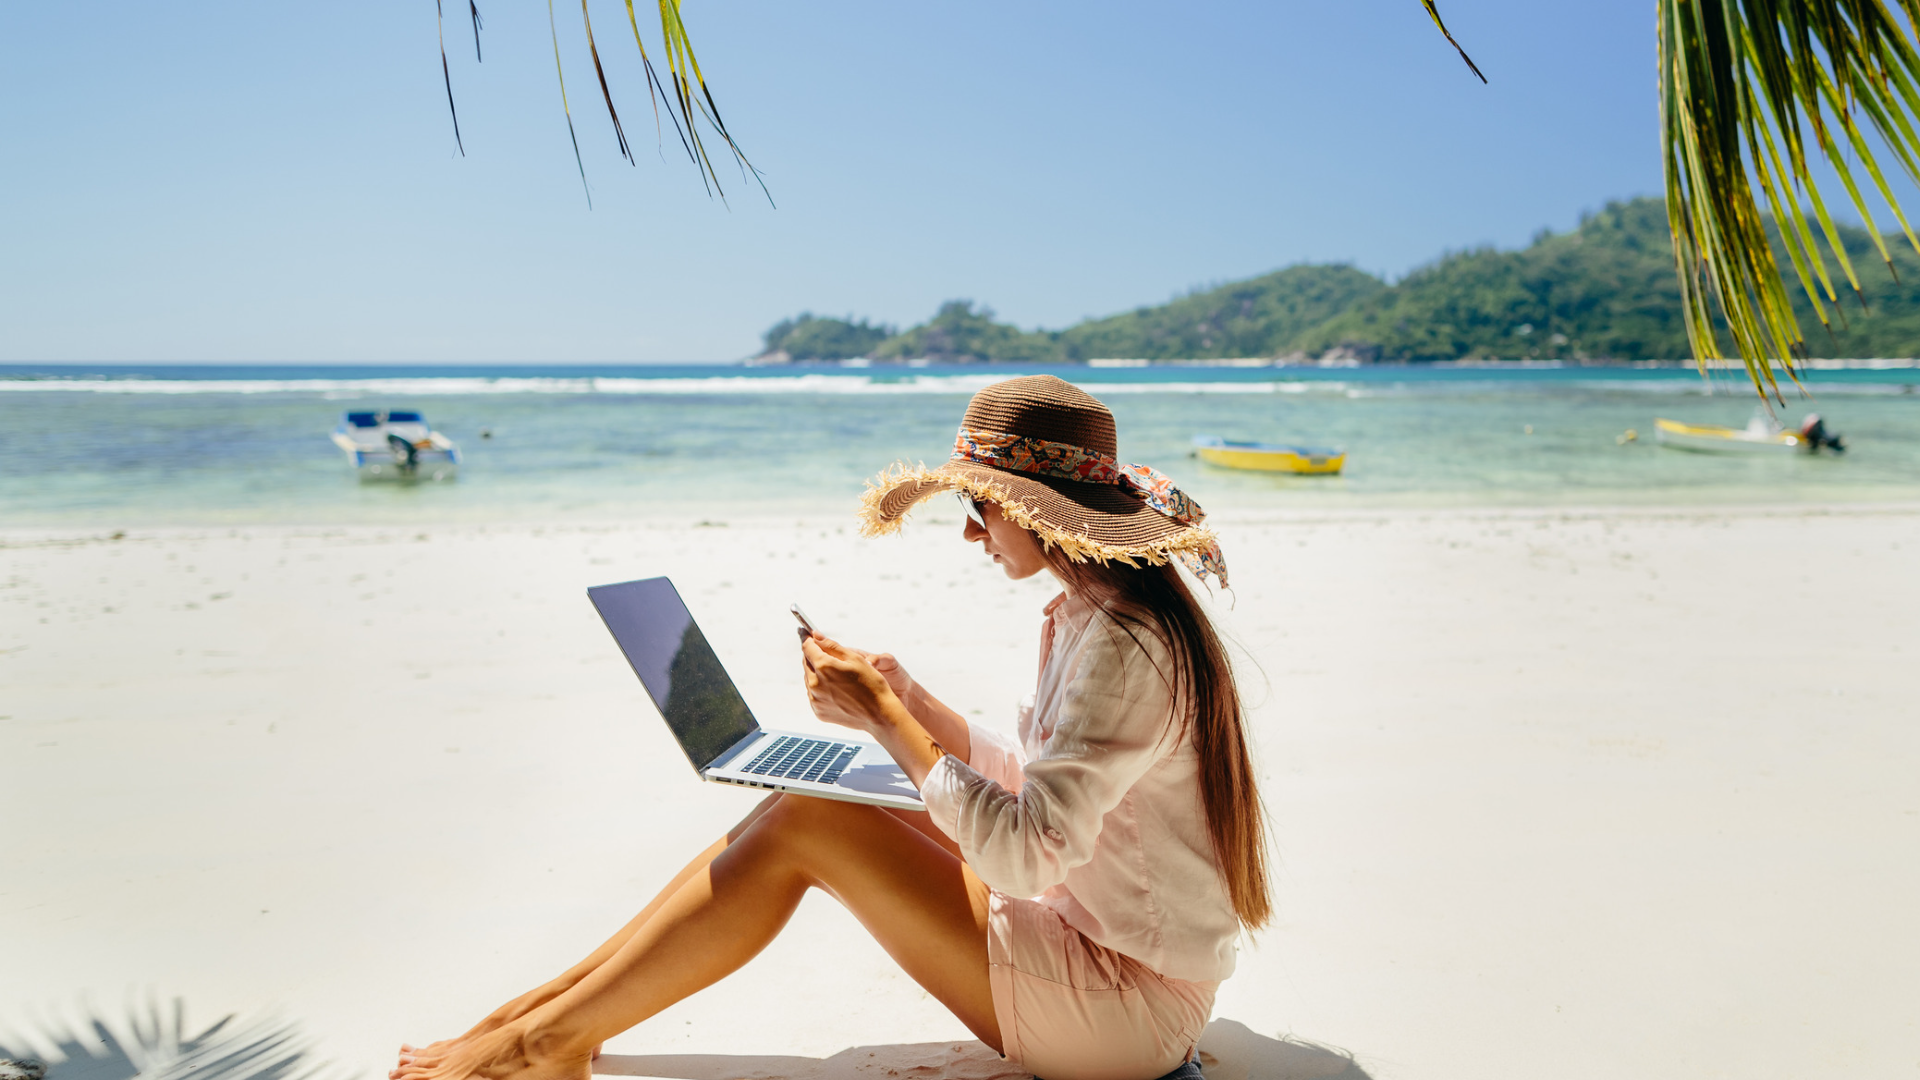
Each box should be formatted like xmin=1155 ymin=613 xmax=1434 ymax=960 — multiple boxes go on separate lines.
xmin=1191 ymin=435 xmax=1346 ymax=475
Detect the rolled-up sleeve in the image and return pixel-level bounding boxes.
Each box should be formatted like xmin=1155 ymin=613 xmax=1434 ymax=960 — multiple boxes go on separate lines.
xmin=920 ymin=622 xmax=1176 ymax=898
xmin=963 ymin=720 xmax=1027 ymax=791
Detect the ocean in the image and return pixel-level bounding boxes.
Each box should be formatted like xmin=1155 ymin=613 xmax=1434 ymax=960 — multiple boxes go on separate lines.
xmin=3 ymin=363 xmax=1918 ymax=527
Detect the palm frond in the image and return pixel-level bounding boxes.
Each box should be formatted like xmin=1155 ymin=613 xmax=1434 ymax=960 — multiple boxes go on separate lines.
xmin=435 ymin=0 xmax=464 ymax=155
xmin=439 ymin=0 xmax=766 ymax=204
xmin=1659 ymin=0 xmax=1920 ymax=401
xmin=0 ymin=997 xmax=342 ymax=1080
xmin=651 ymin=0 xmax=771 ymax=203
xmin=582 ymin=0 xmax=635 ymax=164
xmin=548 ymin=0 xmax=592 ymax=207
xmin=625 ymin=0 xmax=704 ymax=181
xmin=1420 ymin=0 xmax=1487 ymax=82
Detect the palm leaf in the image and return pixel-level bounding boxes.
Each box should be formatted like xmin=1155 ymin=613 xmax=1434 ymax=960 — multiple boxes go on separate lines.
xmin=581 ymin=0 xmax=635 ymax=164
xmin=1656 ymin=0 xmax=1920 ymax=401
xmin=435 ymin=0 xmax=464 ymax=155
xmin=652 ymin=0 xmax=771 ymax=203
xmin=0 ymin=997 xmax=341 ymax=1080
xmin=548 ymin=0 xmax=592 ymax=207
xmin=600 ymin=0 xmax=772 ymax=202
xmin=625 ymin=0 xmax=706 ymax=182
xmin=437 ymin=0 xmax=766 ymax=203
xmin=1420 ymin=0 xmax=1486 ymax=82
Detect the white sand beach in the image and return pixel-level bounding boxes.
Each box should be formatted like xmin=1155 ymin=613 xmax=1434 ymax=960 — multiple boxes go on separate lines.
xmin=3 ymin=506 xmax=1916 ymax=1080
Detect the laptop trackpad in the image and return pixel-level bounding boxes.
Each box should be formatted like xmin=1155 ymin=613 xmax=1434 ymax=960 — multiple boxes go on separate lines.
xmin=836 ymin=762 xmax=922 ymax=801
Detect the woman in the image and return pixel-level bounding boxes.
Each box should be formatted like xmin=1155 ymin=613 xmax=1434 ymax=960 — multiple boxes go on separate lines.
xmin=393 ymin=375 xmax=1269 ymax=1080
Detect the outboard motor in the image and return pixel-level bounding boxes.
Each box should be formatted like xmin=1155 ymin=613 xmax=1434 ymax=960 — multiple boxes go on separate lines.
xmin=1799 ymin=413 xmax=1846 ymax=454
xmin=387 ymin=432 xmax=421 ymax=473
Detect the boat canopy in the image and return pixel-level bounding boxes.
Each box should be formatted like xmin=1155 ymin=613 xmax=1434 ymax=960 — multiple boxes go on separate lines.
xmin=344 ymin=410 xmax=427 ymax=427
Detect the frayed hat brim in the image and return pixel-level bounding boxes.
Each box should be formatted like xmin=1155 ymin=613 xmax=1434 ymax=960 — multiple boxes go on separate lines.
xmin=859 ymin=460 xmax=1220 ymax=571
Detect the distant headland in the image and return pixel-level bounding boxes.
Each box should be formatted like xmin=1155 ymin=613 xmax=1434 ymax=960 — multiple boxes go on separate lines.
xmin=754 ymin=198 xmax=1920 ymax=365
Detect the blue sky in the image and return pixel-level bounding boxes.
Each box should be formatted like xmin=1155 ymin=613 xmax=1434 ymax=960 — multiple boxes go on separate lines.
xmin=3 ymin=1 xmax=1664 ymax=362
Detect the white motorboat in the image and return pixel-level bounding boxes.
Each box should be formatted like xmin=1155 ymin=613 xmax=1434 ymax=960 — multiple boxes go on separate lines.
xmin=330 ymin=410 xmax=461 ymax=481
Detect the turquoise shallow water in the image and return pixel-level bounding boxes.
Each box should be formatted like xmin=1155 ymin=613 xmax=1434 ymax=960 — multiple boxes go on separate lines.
xmin=3 ymin=363 xmax=1918 ymax=527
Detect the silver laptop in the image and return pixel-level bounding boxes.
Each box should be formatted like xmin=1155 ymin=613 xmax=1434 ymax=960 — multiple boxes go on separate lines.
xmin=588 ymin=576 xmax=924 ymax=811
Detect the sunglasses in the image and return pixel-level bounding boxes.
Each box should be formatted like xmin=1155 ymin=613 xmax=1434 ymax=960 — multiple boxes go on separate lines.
xmin=956 ymin=492 xmax=988 ymax=528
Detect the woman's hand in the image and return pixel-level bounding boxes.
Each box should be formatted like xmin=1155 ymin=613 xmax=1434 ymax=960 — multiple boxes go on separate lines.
xmin=802 ymin=635 xmax=947 ymax=787
xmin=854 ymin=646 xmax=915 ymax=704
xmin=801 ymin=635 xmax=910 ymax=734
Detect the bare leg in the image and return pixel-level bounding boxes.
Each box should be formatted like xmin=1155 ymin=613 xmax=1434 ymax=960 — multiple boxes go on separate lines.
xmin=401 ymin=794 xmax=785 ymax=1059
xmin=889 ymin=805 xmax=962 ymax=856
xmin=391 ymin=795 xmax=997 ymax=1080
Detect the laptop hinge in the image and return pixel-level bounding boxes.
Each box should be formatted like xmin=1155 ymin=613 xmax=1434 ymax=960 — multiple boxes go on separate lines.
xmin=705 ymin=729 xmax=765 ymax=772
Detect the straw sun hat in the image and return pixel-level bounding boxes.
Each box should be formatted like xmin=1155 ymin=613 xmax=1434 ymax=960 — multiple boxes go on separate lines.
xmin=860 ymin=375 xmax=1227 ymax=586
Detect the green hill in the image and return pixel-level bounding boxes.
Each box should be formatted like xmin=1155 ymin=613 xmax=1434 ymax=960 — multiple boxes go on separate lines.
xmin=760 ymin=313 xmax=894 ymax=361
xmin=869 ymin=300 xmax=1059 ymax=363
xmin=1057 ymin=264 xmax=1386 ymax=361
xmin=1299 ymin=198 xmax=1689 ymax=361
xmin=759 ymin=197 xmax=1920 ymax=362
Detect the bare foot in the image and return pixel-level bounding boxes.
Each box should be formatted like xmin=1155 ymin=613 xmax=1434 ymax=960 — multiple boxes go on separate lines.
xmin=398 ymin=987 xmax=564 ymax=1065
xmin=391 ymin=1023 xmax=590 ymax=1080
xmin=399 ymin=1035 xmax=594 ymax=1061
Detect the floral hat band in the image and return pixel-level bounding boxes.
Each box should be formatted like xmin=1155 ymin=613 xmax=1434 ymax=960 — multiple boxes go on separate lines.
xmin=955 ymin=429 xmax=1201 ymax=523
xmin=952 ymin=428 xmax=1229 ymax=585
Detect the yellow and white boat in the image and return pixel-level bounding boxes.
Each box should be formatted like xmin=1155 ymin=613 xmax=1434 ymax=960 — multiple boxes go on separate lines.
xmin=1654 ymin=416 xmax=1802 ymax=454
xmin=1652 ymin=407 xmax=1851 ymax=455
xmin=1192 ymin=435 xmax=1346 ymax=474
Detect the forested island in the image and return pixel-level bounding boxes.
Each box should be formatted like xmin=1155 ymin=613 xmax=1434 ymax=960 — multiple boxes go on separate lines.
xmin=756 ymin=198 xmax=1920 ymax=363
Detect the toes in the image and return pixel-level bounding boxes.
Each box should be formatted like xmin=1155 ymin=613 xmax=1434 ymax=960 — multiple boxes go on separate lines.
xmin=391 ymin=1051 xmax=442 ymax=1078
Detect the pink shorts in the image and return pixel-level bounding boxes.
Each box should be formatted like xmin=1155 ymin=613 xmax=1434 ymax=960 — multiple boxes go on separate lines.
xmin=985 ymin=891 xmax=1217 ymax=1080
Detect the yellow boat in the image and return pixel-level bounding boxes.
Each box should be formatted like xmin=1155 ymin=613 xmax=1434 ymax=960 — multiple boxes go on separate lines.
xmin=1192 ymin=435 xmax=1346 ymax=474
xmin=1651 ymin=407 xmax=1827 ymax=449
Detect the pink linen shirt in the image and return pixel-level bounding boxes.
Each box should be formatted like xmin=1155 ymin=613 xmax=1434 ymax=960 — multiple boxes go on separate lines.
xmin=919 ymin=592 xmax=1243 ymax=983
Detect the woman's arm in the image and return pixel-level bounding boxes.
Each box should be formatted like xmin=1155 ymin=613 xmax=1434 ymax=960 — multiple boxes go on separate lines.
xmin=922 ymin=622 xmax=1176 ymax=897
xmin=815 ymin=643 xmax=975 ymax=764
xmin=897 ymin=677 xmax=973 ymax=765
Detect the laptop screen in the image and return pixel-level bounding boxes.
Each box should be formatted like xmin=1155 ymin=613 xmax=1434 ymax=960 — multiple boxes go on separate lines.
xmin=587 ymin=577 xmax=759 ymax=771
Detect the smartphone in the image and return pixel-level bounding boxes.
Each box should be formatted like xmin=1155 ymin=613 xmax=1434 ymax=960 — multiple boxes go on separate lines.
xmin=790 ymin=603 xmax=817 ymax=639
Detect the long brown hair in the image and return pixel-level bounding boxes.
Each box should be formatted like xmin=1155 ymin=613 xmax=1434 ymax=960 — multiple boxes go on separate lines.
xmin=1042 ymin=549 xmax=1272 ymax=931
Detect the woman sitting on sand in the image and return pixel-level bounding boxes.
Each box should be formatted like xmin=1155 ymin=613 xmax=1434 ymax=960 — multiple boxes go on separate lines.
xmin=393 ymin=375 xmax=1270 ymax=1080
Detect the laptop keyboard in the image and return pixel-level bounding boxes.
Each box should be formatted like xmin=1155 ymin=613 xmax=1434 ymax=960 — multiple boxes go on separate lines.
xmin=741 ymin=736 xmax=860 ymax=785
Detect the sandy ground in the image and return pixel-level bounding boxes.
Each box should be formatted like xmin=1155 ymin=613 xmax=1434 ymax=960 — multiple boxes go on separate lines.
xmin=2 ymin=505 xmax=1916 ymax=1080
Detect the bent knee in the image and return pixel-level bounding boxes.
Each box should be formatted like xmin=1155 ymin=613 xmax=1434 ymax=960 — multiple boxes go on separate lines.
xmin=764 ymin=792 xmax=883 ymax=830
xmin=754 ymin=794 xmax=891 ymax=860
